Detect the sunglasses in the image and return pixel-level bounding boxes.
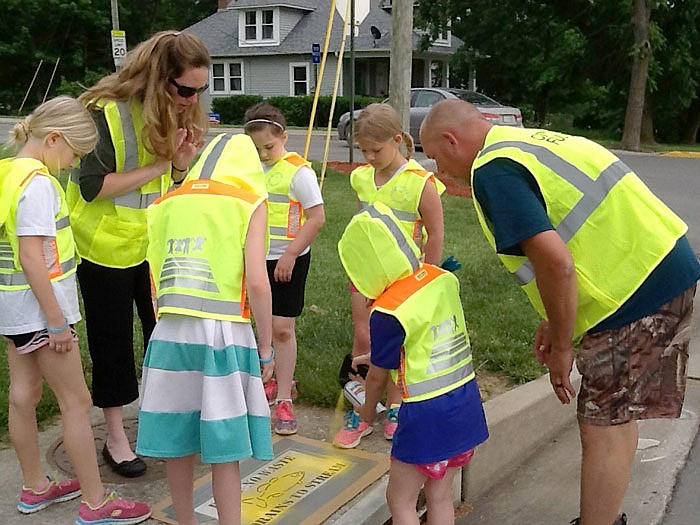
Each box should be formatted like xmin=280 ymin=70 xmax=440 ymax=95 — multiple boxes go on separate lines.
xmin=169 ymin=78 xmax=208 ymax=98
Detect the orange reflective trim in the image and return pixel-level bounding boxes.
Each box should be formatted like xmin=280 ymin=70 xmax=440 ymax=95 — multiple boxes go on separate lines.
xmin=286 ymin=200 xmax=303 ymax=238
xmin=398 ymin=346 xmax=409 ymax=399
xmin=153 ymin=179 xmax=260 ymax=206
xmin=45 ymin=239 xmax=62 ymax=279
xmin=373 ymin=265 xmax=444 ymax=311
xmin=283 ymin=152 xmax=309 ymax=167
xmin=240 ymin=267 xmax=250 ymax=319
xmin=407 ymin=168 xmax=430 ymax=178
xmin=18 ymin=170 xmax=47 ymax=188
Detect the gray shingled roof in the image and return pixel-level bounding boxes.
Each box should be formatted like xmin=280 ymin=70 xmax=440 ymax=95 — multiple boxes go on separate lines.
xmin=186 ymin=1 xmax=461 ymax=57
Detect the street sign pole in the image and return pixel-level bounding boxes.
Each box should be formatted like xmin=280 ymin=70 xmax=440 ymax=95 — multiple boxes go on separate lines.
xmin=110 ymin=0 xmax=125 ymax=71
xmin=349 ymin=0 xmax=355 ymax=162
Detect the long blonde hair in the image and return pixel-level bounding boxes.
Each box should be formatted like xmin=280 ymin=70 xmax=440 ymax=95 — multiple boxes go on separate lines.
xmin=8 ymin=96 xmax=97 ymax=156
xmin=353 ymin=103 xmax=414 ymax=159
xmin=80 ymin=30 xmax=210 ymax=160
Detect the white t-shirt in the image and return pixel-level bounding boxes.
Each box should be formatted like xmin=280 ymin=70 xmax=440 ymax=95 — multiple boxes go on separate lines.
xmin=0 ymin=176 xmax=81 ymax=335
xmin=266 ymin=164 xmax=324 ymax=260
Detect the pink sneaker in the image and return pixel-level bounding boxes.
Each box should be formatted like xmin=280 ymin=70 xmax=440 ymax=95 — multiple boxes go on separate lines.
xmin=333 ymin=410 xmax=373 ymax=449
xmin=274 ymin=400 xmax=298 ymax=435
xmin=18 ymin=476 xmax=81 ymax=514
xmin=76 ymin=491 xmax=151 ymax=525
xmin=264 ymin=377 xmax=299 ymax=406
xmin=383 ymin=404 xmax=400 ymax=440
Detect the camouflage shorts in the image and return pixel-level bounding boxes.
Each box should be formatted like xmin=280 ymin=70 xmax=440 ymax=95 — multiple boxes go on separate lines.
xmin=576 ymin=284 xmax=696 ymax=426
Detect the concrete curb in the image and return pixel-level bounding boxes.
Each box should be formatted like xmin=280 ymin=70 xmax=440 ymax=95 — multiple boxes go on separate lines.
xmin=464 ymin=370 xmax=581 ymax=501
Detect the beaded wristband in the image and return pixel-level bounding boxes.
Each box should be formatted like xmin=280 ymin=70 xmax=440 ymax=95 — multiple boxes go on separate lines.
xmin=46 ymin=320 xmax=69 ymax=334
xmin=172 ymin=164 xmax=188 ymax=173
xmin=259 ymin=347 xmax=275 ymax=364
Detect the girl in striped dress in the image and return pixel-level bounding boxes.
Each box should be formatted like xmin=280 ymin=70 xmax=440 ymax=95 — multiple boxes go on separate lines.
xmin=136 ymin=134 xmax=274 ymax=525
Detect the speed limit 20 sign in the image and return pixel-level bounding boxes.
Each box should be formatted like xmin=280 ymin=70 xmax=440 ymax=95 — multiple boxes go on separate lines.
xmin=111 ymin=30 xmax=127 ymax=68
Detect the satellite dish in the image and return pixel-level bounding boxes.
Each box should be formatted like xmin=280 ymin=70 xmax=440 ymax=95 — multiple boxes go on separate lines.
xmin=370 ymin=26 xmax=382 ymax=40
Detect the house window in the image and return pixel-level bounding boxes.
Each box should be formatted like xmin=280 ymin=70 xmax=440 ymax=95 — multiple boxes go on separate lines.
xmin=240 ymin=8 xmax=278 ymax=45
xmin=211 ymin=61 xmax=244 ymax=94
xmin=289 ymin=63 xmax=309 ymax=96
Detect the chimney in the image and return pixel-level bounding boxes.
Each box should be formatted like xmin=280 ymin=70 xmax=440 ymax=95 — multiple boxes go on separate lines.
xmin=218 ymin=0 xmax=230 ymax=11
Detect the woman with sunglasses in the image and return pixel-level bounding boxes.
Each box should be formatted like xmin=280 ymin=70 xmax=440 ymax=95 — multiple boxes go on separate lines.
xmin=66 ymin=30 xmax=210 ymax=478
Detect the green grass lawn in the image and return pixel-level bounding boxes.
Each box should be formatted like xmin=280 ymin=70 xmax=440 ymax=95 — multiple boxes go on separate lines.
xmin=0 ymin=167 xmax=544 ymax=440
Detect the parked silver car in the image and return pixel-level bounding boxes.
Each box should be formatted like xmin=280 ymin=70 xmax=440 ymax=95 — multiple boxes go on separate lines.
xmin=337 ymin=87 xmax=523 ymax=148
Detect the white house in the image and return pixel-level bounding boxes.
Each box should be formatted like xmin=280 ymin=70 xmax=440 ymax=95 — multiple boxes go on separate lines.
xmin=185 ymin=0 xmax=461 ymax=105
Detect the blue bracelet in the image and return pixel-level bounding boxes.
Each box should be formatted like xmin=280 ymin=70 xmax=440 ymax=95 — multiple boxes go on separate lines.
xmin=259 ymin=347 xmax=275 ymax=364
xmin=46 ymin=320 xmax=69 ymax=334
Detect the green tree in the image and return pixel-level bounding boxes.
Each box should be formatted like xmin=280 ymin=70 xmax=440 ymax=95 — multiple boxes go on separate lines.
xmin=0 ymin=0 xmax=214 ymax=114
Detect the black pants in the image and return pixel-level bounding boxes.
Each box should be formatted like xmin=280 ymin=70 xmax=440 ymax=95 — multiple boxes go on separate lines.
xmin=77 ymin=259 xmax=156 ymax=408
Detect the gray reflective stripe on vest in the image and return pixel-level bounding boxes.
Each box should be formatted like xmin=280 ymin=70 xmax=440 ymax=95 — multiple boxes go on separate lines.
xmin=159 ymin=276 xmax=220 ymax=293
xmin=110 ymin=102 xmax=159 ymax=209
xmin=116 ymin=101 xmax=138 ymax=172
xmin=269 ymin=238 xmax=289 ymax=252
xmin=0 ymin=257 xmax=76 ymax=286
xmin=431 ymin=332 xmax=468 ymax=356
xmin=0 ymin=242 xmax=13 ymax=268
xmin=481 ymin=141 xmax=629 ymax=285
xmin=407 ymin=359 xmax=474 ymax=398
xmin=163 ymin=256 xmax=210 ymax=268
xmin=113 ymin=190 xmax=161 ymax=210
xmin=358 ymin=201 xmax=417 ymax=222
xmin=198 ymin=134 xmax=232 ymax=180
xmin=269 ymin=226 xmax=288 ymax=237
xmin=268 ymin=193 xmax=289 ymax=203
xmin=55 ymin=216 xmax=70 ymax=231
xmin=363 ymin=205 xmax=420 ymax=272
xmin=158 ymin=292 xmax=241 ymax=316
xmin=427 ymin=345 xmax=472 ymax=375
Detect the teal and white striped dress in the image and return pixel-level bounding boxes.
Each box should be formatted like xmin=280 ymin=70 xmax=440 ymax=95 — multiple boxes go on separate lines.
xmin=136 ymin=314 xmax=274 ymax=463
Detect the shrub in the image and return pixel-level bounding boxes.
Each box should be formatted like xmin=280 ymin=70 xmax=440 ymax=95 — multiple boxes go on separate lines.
xmin=212 ymin=95 xmax=264 ymax=125
xmin=211 ymin=94 xmax=382 ymax=127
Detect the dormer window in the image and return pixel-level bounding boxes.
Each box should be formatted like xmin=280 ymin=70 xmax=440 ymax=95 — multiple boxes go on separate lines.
xmin=240 ymin=8 xmax=279 ymax=46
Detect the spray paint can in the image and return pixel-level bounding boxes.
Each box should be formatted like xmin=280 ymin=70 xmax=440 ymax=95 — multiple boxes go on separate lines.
xmin=343 ymin=380 xmax=386 ymax=414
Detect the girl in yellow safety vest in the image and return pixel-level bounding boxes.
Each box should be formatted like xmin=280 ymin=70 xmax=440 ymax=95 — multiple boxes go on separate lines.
xmin=0 ymin=97 xmax=151 ymax=524
xmin=334 ymin=103 xmax=445 ymax=449
xmin=243 ymin=103 xmax=326 ymax=437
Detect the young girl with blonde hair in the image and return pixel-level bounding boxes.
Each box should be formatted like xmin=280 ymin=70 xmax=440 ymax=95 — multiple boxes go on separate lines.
xmin=67 ymin=30 xmax=211 ymax=477
xmin=0 ymin=96 xmax=151 ymax=524
xmin=334 ymin=102 xmax=445 ymax=449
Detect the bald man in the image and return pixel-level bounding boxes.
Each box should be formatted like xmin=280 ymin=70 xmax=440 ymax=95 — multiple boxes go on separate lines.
xmin=420 ymin=99 xmax=700 ymax=525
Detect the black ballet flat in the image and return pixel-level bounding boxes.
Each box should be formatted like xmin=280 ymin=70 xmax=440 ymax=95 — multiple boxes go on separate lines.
xmin=102 ymin=444 xmax=147 ymax=478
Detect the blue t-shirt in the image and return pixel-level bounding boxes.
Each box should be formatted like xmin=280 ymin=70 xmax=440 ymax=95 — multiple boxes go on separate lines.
xmin=369 ymin=311 xmax=489 ymax=464
xmin=472 ymin=158 xmax=700 ymax=333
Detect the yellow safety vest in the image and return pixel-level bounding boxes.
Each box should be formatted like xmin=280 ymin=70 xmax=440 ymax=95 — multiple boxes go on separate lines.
xmin=471 ymin=126 xmax=688 ymax=337
xmin=147 ymin=179 xmax=264 ymax=322
xmin=66 ymin=99 xmax=171 ymax=268
xmin=373 ymin=265 xmax=475 ymax=403
xmin=0 ymin=158 xmax=77 ymax=290
xmin=338 ymin=202 xmax=422 ymax=300
xmin=185 ymin=133 xmax=269 ymax=252
xmin=350 ymin=159 xmax=445 ymax=252
xmin=185 ymin=133 xmax=267 ymax=197
xmin=265 ymin=152 xmax=311 ymax=255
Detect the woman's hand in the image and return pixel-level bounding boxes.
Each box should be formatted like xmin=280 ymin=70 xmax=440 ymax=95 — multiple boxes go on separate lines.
xmin=172 ymin=127 xmax=205 ymax=172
